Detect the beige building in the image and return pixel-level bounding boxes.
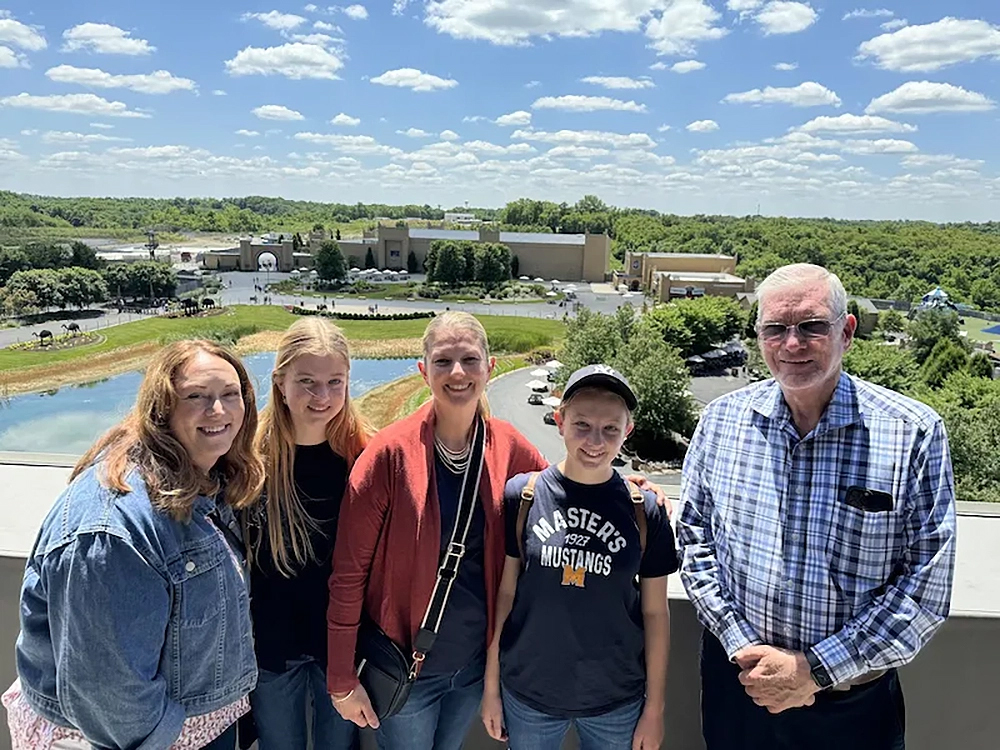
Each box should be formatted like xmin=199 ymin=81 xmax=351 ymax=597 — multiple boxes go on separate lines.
xmin=202 ymin=238 xmax=315 ymax=272
xmin=337 ymin=226 xmax=610 ymax=282
xmin=619 ymin=251 xmax=753 ymax=302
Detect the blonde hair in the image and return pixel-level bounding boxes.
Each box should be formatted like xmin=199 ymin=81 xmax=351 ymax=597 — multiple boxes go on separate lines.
xmin=421 ymin=311 xmax=492 ymax=418
xmin=72 ymin=340 xmax=264 ymax=520
xmin=255 ymin=317 xmax=374 ymax=576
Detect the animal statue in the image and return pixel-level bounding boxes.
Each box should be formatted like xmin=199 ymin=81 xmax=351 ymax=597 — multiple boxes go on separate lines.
xmin=317 ymin=304 xmax=327 ymax=311
xmin=181 ymin=298 xmax=199 ymax=316
xmin=62 ymin=323 xmax=81 ymax=335
xmin=249 ymin=295 xmax=258 ymax=304
xmin=202 ymin=298 xmax=216 ymax=309
xmin=33 ymin=329 xmax=53 ymax=346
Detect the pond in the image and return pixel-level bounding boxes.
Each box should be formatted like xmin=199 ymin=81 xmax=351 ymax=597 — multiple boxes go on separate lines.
xmin=0 ymin=354 xmax=419 ymax=455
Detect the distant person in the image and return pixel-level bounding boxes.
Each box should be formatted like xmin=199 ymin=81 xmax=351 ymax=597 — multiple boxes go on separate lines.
xmin=245 ymin=319 xmax=372 ymax=749
xmin=327 ymin=313 xmax=666 ymax=750
xmin=482 ymin=365 xmax=676 ymax=750
xmin=676 ymin=264 xmax=956 ymax=750
xmin=3 ymin=341 xmax=266 ymax=749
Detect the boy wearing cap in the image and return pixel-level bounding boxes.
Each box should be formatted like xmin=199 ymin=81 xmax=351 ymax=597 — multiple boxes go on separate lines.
xmin=481 ymin=365 xmax=678 ymax=750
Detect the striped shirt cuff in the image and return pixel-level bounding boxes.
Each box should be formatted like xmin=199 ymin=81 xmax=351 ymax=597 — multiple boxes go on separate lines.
xmin=810 ymin=631 xmax=868 ymax=687
xmin=717 ymin=616 xmax=763 ymax=661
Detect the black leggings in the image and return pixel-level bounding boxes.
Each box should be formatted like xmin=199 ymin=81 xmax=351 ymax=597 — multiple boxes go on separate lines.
xmin=201 ymin=723 xmax=237 ymax=750
xmin=700 ymin=631 xmax=905 ymax=750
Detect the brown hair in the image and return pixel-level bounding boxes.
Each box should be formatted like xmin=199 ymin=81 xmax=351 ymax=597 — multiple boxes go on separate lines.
xmin=255 ymin=317 xmax=374 ymax=576
xmin=72 ymin=340 xmax=265 ymax=520
xmin=421 ymin=311 xmax=492 ymax=417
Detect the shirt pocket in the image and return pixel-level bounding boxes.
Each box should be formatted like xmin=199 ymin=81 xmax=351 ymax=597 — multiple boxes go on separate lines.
xmin=825 ymin=498 xmax=901 ymax=591
xmin=167 ymin=542 xmax=227 ymax=628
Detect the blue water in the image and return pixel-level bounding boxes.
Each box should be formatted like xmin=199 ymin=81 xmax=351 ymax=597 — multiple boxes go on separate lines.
xmin=0 ymin=354 xmax=419 ymax=455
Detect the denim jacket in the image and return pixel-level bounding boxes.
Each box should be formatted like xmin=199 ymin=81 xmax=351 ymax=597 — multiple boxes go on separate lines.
xmin=15 ymin=463 xmax=257 ymax=750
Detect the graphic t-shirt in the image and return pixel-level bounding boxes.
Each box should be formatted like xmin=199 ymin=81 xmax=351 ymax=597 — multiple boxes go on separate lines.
xmin=499 ymin=465 xmax=678 ymax=717
xmin=418 ymin=454 xmax=488 ymax=676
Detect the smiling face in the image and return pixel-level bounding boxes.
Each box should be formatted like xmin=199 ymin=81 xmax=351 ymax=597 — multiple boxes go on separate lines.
xmin=758 ymin=280 xmax=856 ymax=396
xmin=168 ymin=350 xmax=246 ymax=474
xmin=556 ymin=388 xmax=633 ymax=483
xmin=418 ymin=328 xmax=495 ymax=416
xmin=276 ymin=352 xmax=349 ymax=444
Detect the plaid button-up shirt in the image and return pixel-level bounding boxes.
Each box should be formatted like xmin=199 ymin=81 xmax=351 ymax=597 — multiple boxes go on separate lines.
xmin=677 ymin=373 xmax=956 ymax=686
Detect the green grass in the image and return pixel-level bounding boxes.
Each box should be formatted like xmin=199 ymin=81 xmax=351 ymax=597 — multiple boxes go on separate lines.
xmin=0 ymin=307 xmax=566 ymax=372
xmin=960 ymin=316 xmax=1000 ymax=344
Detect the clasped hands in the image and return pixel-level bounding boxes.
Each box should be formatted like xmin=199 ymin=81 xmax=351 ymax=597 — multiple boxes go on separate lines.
xmin=733 ymin=645 xmax=820 ymax=714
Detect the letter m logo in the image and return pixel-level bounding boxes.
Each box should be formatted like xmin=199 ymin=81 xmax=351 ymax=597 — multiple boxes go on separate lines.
xmin=561 ymin=565 xmax=586 ymax=588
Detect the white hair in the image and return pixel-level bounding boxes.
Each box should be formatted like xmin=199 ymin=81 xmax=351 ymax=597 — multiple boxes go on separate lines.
xmin=756 ymin=263 xmax=848 ymax=325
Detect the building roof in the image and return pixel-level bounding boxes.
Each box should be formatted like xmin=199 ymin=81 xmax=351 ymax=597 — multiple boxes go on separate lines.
xmin=407 ymin=228 xmax=588 ymax=245
xmin=655 ymin=271 xmax=745 ymax=283
xmin=849 ymin=297 xmax=879 ymax=313
xmin=641 ymin=252 xmax=736 ymax=260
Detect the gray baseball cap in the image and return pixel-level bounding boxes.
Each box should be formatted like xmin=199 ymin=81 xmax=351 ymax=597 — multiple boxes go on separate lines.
xmin=561 ymin=364 xmax=638 ymax=410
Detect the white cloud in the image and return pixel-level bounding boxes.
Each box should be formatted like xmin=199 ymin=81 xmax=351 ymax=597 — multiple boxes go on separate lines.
xmin=901 ymin=154 xmax=983 ymax=170
xmin=304 ymin=4 xmax=319 ymax=11
xmin=314 ymin=20 xmax=340 ymax=31
xmin=796 ymin=113 xmax=916 ymax=134
xmin=62 ymin=23 xmax=154 ymax=55
xmin=671 ymin=60 xmax=706 ymax=73
xmin=649 ymin=61 xmax=667 ymax=71
xmin=41 ymin=130 xmax=130 ymax=144
xmin=546 ymin=145 xmax=611 ymax=159
xmin=657 ymin=124 xmax=671 ymax=132
xmin=236 ymin=129 xmax=260 ymax=137
xmin=581 ymin=76 xmax=655 ymax=89
xmin=225 ymin=43 xmax=344 ymax=79
xmin=755 ymin=2 xmax=817 ymax=35
xmin=724 ymin=82 xmax=841 ymax=107
xmin=293 ymin=132 xmax=403 ymax=156
xmin=495 ymin=110 xmax=532 ymax=126
xmin=343 ymin=5 xmax=369 ymax=20
xmin=45 ymin=65 xmax=197 ymax=94
xmin=842 ymin=8 xmax=893 ymax=20
xmin=866 ymin=81 xmax=996 ymax=114
xmin=89 ymin=122 xmax=114 ymax=129
xmin=242 ymin=11 xmax=308 ymax=31
xmin=727 ymin=0 xmax=763 ymax=12
xmin=857 ymin=18 xmax=1000 ymax=72
xmin=331 ymin=112 xmax=360 ymax=126
xmin=792 ymin=152 xmax=843 ymax=163
xmin=532 ymin=95 xmax=647 ymax=113
xmin=646 ymin=0 xmax=728 ymax=56
xmin=880 ymin=19 xmax=907 ymax=32
xmin=463 ymin=115 xmax=488 ymax=123
xmin=0 ymin=92 xmax=151 ymax=118
xmin=370 ymin=68 xmax=458 ymax=92
xmin=19 ymin=130 xmax=37 ymax=136
xmin=253 ymin=104 xmax=305 ymax=121
xmin=687 ymin=119 xmax=719 ymax=132
xmin=463 ymin=140 xmax=534 ymax=155
xmin=397 ymin=127 xmax=433 ymax=138
xmin=0 ymin=45 xmax=27 ymax=67
xmin=525 ymin=80 xmax=541 ymax=88
xmin=0 ymin=15 xmax=47 ymax=51
xmin=840 ymin=138 xmax=918 ymax=155
xmin=510 ymin=128 xmax=657 ymax=150
xmin=290 ymin=33 xmax=338 ymax=46
xmin=440 ymin=129 xmax=460 ymax=141
xmin=773 ymin=61 xmax=798 ymax=70
xmin=212 ymin=89 xmax=227 ymax=96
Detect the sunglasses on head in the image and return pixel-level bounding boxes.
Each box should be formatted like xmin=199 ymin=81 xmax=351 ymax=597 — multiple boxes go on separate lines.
xmin=757 ymin=312 xmax=846 ymax=342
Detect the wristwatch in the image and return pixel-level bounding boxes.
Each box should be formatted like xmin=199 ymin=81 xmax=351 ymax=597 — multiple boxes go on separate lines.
xmin=805 ymin=648 xmax=833 ymax=690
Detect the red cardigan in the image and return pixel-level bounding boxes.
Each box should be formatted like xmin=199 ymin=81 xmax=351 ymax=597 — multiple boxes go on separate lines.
xmin=326 ymin=402 xmax=547 ymax=693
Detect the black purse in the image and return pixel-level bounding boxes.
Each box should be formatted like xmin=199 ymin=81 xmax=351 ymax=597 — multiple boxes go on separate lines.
xmin=354 ymin=416 xmax=486 ymax=720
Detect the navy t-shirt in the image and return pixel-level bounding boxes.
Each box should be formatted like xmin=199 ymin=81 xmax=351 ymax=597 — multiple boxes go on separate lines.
xmin=418 ymin=454 xmax=488 ymax=676
xmin=499 ymin=465 xmax=678 ymax=717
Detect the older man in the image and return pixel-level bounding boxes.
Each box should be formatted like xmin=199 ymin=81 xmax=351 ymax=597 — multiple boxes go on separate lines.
xmin=677 ymin=263 xmax=956 ymax=750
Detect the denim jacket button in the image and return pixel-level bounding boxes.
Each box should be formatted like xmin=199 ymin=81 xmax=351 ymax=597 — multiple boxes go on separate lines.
xmin=185 ymin=561 xmax=196 ymax=573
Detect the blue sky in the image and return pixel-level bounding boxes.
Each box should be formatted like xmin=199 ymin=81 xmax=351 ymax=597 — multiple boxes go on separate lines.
xmin=0 ymin=1 xmax=998 ymax=220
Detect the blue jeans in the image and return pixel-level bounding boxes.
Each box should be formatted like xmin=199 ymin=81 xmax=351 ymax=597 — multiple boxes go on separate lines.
xmin=250 ymin=659 xmax=359 ymax=750
xmin=503 ymin=690 xmax=645 ymax=750
xmin=502 ymin=689 xmax=644 ymax=750
xmin=375 ymin=658 xmax=485 ymax=750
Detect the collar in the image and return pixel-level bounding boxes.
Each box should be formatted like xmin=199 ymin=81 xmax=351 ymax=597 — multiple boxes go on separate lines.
xmin=751 ymin=372 xmax=863 ymax=438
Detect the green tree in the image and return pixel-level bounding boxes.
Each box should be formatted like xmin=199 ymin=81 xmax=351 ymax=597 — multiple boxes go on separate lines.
xmin=511 ymin=255 xmax=520 ymax=278
xmin=316 ymin=241 xmax=347 ymax=282
xmin=0 ymin=248 xmax=31 ymax=285
xmin=842 ymin=340 xmax=918 ymax=392
xmin=645 ymin=305 xmax=695 ymax=357
xmin=907 ymin=308 xmax=964 ymax=364
xmin=364 ymin=248 xmax=376 ymax=269
xmin=0 ymin=287 xmax=39 ymax=317
xmin=920 ymin=338 xmax=970 ymax=389
xmin=558 ymin=308 xmax=625 ymax=377
xmin=970 ymin=278 xmax=1000 ymax=311
xmin=58 ymin=267 xmax=108 ymax=308
xmin=878 ymin=308 xmax=906 ymax=333
xmin=5 ymin=268 xmax=64 ymax=308
xmin=475 ymin=243 xmax=512 ymax=288
xmin=69 ymin=241 xmax=102 ymax=270
xmin=432 ymin=241 xmax=465 ymax=285
xmin=407 ymin=249 xmax=418 ymax=274
xmin=969 ymin=352 xmax=995 ymax=379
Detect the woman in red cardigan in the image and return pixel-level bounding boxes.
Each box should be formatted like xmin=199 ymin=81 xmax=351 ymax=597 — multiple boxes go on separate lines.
xmin=327 ymin=312 xmax=660 ymax=750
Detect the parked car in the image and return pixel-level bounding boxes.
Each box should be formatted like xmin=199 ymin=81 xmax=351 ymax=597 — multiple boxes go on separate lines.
xmin=543 ymin=411 xmax=557 ymax=426
xmin=528 ymin=393 xmax=544 ymax=405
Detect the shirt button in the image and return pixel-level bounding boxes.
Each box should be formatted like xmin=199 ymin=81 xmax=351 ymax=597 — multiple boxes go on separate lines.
xmin=783 ymin=578 xmax=794 ymax=589
xmin=790 ymin=533 xmax=802 ymax=543
xmin=783 ymin=626 xmax=793 ymax=636
xmin=185 ymin=561 xmax=196 ymax=573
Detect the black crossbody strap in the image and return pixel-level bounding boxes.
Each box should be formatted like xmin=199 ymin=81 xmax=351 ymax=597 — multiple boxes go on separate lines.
xmin=410 ymin=415 xmax=487 ymax=677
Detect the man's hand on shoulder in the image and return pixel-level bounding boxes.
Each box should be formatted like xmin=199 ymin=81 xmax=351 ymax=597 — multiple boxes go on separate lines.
xmin=624 ymin=474 xmax=672 ymax=518
xmin=736 ymin=645 xmax=819 ymax=714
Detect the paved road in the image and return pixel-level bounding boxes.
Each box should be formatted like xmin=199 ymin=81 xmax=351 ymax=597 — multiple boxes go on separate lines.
xmin=487 ymin=366 xmax=751 ymax=488
xmin=0 ymin=309 xmax=156 ymax=349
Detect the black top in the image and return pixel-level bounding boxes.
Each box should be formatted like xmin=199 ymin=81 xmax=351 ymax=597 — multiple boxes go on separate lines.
xmin=418 ymin=453 xmax=488 ymax=676
xmin=249 ymin=441 xmax=348 ymax=673
xmin=499 ymin=466 xmax=679 ymax=717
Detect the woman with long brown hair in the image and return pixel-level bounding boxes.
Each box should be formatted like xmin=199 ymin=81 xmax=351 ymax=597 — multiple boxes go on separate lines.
xmin=4 ymin=340 xmax=264 ymax=750
xmin=245 ymin=318 xmax=373 ymax=750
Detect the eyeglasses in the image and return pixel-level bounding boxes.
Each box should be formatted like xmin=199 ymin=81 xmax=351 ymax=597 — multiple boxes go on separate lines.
xmin=757 ymin=312 xmax=846 ymax=342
